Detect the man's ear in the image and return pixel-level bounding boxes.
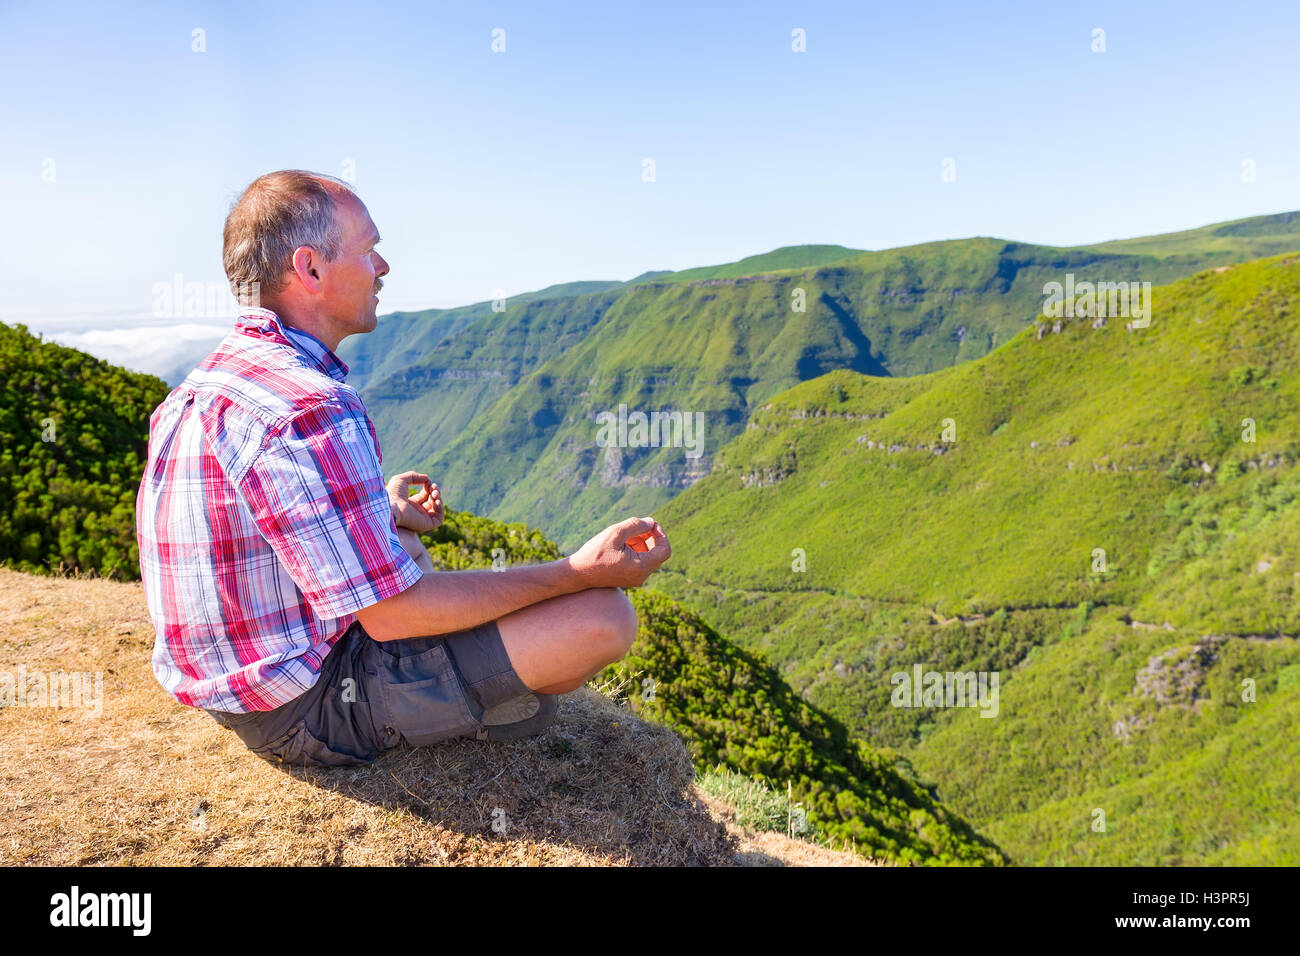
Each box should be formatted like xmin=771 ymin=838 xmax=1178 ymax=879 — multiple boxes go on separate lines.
xmin=290 ymin=246 xmax=324 ymax=293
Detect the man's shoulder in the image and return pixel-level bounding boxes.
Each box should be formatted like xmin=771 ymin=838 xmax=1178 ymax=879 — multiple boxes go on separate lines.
xmin=181 ymin=330 xmax=364 ymax=425
xmin=158 ymin=330 xmax=368 ymax=479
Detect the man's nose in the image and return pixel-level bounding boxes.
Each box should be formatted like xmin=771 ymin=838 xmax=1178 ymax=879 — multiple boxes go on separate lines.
xmin=375 ymin=253 xmax=390 ymax=277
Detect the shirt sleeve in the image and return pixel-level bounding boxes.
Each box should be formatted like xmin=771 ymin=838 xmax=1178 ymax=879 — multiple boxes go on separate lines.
xmin=239 ymin=398 xmax=423 ymax=620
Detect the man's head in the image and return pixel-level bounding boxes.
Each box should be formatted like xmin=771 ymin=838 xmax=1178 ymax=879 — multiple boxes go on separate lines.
xmin=222 ymin=170 xmax=389 ymax=350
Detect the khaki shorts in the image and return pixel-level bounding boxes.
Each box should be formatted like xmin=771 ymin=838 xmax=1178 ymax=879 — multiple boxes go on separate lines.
xmin=205 ymin=619 xmax=530 ymax=767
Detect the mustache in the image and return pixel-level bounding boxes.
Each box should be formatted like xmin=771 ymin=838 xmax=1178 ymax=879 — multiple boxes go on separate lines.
xmin=374 ymin=278 xmax=384 ymax=293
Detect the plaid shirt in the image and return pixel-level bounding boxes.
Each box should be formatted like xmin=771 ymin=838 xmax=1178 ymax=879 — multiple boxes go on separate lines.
xmin=137 ymin=307 xmax=422 ymax=713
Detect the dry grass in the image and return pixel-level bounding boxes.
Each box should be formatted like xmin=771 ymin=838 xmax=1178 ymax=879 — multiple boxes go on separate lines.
xmin=0 ymin=568 xmax=863 ymax=867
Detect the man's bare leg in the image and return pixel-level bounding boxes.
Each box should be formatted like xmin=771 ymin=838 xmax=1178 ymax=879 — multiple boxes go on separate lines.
xmin=494 ymin=587 xmax=638 ymax=694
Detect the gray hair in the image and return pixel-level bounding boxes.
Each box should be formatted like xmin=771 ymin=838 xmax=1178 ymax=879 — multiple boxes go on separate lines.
xmin=222 ymin=170 xmax=357 ymax=304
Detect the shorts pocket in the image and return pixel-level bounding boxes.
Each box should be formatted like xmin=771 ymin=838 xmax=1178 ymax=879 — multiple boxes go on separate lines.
xmin=373 ymin=642 xmax=482 ymax=747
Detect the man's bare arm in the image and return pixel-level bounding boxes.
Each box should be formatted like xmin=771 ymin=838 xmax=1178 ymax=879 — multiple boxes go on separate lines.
xmin=355 ymin=516 xmax=670 ymax=642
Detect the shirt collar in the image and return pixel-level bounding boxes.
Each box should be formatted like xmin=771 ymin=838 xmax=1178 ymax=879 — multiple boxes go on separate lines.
xmin=235 ymin=307 xmax=350 ymax=383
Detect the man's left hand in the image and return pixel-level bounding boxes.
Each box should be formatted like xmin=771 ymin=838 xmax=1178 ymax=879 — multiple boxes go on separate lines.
xmin=387 ymin=471 xmax=444 ymax=533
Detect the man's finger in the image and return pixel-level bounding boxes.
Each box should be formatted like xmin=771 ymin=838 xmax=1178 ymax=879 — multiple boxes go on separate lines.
xmin=649 ymin=521 xmax=669 ymax=549
xmin=611 ymin=516 xmax=655 ymax=545
xmin=642 ymin=524 xmax=670 ymax=561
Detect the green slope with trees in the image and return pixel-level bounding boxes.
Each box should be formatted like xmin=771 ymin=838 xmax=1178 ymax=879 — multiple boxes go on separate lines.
xmin=416 ymin=508 xmax=1005 ymax=865
xmin=0 ymin=323 xmax=169 ymax=579
xmin=648 ymin=252 xmax=1300 ymax=864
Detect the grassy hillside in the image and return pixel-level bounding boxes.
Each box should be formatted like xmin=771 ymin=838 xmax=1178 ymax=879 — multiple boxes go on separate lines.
xmin=347 ymin=212 xmax=1300 ymax=550
xmin=913 ymin=612 xmax=1300 ymax=864
xmin=339 ymin=245 xmax=872 ymax=476
xmin=417 ymin=508 xmax=1004 ymax=864
xmin=1088 ymin=209 xmax=1300 ymax=259
xmin=337 ymin=245 xmax=873 ymax=398
xmin=648 ymin=252 xmax=1300 ymax=864
xmin=0 ymin=323 xmax=169 ymax=578
xmin=339 ymin=279 xmax=628 ymax=391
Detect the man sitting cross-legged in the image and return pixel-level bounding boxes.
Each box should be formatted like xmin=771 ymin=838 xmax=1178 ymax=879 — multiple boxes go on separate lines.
xmin=136 ymin=169 xmax=672 ymax=767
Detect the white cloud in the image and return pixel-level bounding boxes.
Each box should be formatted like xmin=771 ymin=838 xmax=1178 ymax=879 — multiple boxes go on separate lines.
xmin=42 ymin=322 xmax=229 ymax=383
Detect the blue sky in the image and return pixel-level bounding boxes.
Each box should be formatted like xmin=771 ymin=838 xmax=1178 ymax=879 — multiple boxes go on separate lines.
xmin=2 ymin=0 xmax=1298 ymax=374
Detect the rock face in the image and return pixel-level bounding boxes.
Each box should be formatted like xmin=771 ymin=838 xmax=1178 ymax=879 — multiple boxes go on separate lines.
xmin=1112 ymin=639 xmax=1232 ymax=743
xmin=1134 ymin=637 xmax=1224 ymax=708
xmin=598 ymin=444 xmax=712 ymax=490
xmin=1115 ymin=635 xmax=1227 ymax=742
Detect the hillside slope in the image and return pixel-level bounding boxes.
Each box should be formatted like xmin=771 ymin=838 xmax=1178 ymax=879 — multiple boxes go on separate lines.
xmin=648 ymin=252 xmax=1300 ymax=865
xmin=419 ymin=509 xmax=1004 ymax=864
xmin=654 ymin=253 xmax=1300 ymax=621
xmin=0 ymin=568 xmax=868 ymax=867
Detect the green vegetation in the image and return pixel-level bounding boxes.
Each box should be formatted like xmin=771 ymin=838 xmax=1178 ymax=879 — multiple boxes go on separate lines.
xmin=628 ymin=244 xmax=863 ymax=286
xmin=418 ymin=508 xmax=1003 ymax=865
xmin=607 ymin=587 xmax=1003 ymax=863
xmin=344 ymin=286 xmax=629 ymax=471
xmin=1087 ymin=210 xmax=1300 ymax=259
xmin=649 ymin=253 xmax=1300 ymax=865
xmin=421 ymin=507 xmax=565 ymax=570
xmin=0 ymin=323 xmax=169 ymax=578
xmin=653 ymin=253 xmax=1300 ymax=623
xmin=912 ymin=613 xmax=1300 ymax=865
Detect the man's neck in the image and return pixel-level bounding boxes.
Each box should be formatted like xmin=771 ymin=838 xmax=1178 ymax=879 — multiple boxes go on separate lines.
xmin=264 ymin=303 xmax=344 ymax=353
xmin=281 ymin=321 xmax=334 ymax=354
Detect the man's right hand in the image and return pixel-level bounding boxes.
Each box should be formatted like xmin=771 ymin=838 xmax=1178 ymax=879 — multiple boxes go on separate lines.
xmin=568 ymin=516 xmax=671 ymax=588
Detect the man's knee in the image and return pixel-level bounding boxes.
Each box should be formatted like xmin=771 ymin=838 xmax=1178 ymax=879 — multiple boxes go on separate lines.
xmin=589 ymin=587 xmax=638 ymax=663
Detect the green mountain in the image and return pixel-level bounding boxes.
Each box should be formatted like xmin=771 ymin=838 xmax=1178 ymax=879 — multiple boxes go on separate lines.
xmin=0 ymin=323 xmax=169 ymax=579
xmin=339 ymin=212 xmax=1300 ymax=552
xmin=416 ymin=507 xmax=1005 ymax=865
xmin=353 ymin=287 xmax=629 ymax=476
xmin=649 ymin=252 xmax=1300 ymax=865
xmin=338 ymin=246 xmax=868 ymax=470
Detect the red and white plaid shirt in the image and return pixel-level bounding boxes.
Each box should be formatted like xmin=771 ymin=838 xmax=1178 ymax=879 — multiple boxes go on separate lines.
xmin=137 ymin=307 xmax=421 ymax=713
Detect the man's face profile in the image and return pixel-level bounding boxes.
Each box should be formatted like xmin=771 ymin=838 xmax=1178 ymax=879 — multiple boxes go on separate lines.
xmin=318 ymin=194 xmax=389 ymax=337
